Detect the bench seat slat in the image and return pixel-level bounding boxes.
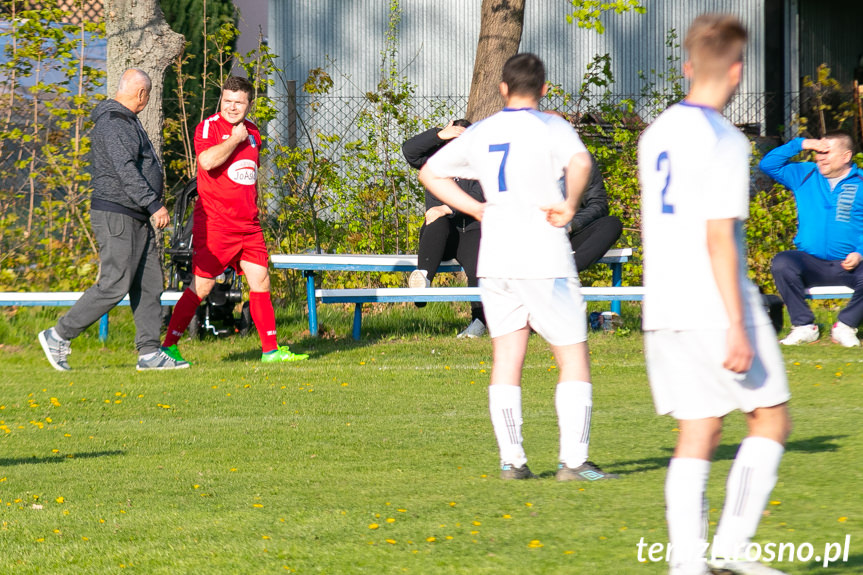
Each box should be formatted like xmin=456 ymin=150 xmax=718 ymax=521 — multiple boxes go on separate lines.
xmin=316 ymin=286 xmax=646 ymax=304
xmin=0 ymin=291 xmax=184 ymax=306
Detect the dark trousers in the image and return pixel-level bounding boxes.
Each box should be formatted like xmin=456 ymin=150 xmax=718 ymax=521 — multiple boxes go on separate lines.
xmin=417 ymin=217 xmax=484 ymax=323
xmin=570 ymin=215 xmax=623 ymax=272
xmin=56 ymin=210 xmax=163 ymax=355
xmin=772 ymin=250 xmax=863 ymax=328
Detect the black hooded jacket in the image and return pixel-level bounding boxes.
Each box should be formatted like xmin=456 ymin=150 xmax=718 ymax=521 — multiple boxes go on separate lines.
xmin=402 ymin=127 xmax=485 ymax=230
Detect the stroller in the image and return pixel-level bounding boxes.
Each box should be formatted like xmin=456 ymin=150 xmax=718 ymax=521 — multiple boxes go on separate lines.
xmin=165 ymin=178 xmax=252 ymax=338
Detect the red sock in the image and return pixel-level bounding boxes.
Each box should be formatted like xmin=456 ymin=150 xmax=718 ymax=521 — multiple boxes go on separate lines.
xmin=162 ymin=288 xmax=202 ymax=348
xmin=249 ymin=291 xmax=278 ymax=353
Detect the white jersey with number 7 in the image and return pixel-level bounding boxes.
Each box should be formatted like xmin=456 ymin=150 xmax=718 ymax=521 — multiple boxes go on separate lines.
xmin=425 ymin=108 xmax=587 ymax=279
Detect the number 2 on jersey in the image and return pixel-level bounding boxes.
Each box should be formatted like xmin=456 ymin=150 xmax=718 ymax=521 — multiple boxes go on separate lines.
xmin=489 ymin=143 xmax=510 ymax=192
xmin=656 ymin=151 xmax=674 ymax=214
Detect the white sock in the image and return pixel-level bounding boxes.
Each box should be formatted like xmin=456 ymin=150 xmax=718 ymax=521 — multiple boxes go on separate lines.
xmin=712 ymin=436 xmax=784 ymax=560
xmin=666 ymin=458 xmax=711 ymax=573
xmin=488 ymin=384 xmax=526 ymax=467
xmin=556 ymin=381 xmax=592 ymax=467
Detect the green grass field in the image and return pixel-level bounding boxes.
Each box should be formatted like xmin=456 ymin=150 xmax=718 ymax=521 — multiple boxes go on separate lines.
xmin=1 ymin=302 xmax=861 ymax=574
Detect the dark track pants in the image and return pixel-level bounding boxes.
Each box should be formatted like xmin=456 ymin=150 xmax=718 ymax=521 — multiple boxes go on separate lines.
xmin=417 ymin=217 xmax=484 ymax=323
xmin=772 ymin=250 xmax=863 ymax=328
xmin=56 ymin=210 xmax=163 ymax=355
xmin=570 ymin=215 xmax=623 ymax=272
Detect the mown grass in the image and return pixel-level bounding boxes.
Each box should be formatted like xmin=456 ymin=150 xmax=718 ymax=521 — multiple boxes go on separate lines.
xmin=0 ymin=302 xmax=861 ymax=574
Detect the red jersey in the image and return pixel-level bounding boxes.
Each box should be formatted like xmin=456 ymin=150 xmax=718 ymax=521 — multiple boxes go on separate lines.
xmin=194 ymin=112 xmax=262 ymax=232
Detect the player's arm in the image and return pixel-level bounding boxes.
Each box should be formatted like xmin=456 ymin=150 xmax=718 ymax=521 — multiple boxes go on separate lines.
xmin=542 ymin=151 xmax=592 ymax=227
xmin=706 ymin=218 xmax=753 ymax=373
xmin=418 ymin=164 xmax=484 ymax=221
xmin=197 ymin=122 xmax=249 ymax=171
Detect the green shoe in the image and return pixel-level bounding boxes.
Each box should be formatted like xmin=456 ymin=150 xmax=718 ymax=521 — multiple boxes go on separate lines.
xmin=160 ymin=344 xmax=189 ymax=365
xmin=261 ymin=346 xmax=309 ymax=363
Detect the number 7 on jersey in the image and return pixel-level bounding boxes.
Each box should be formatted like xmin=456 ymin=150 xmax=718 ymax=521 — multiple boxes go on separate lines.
xmin=489 ymin=143 xmax=510 ymax=192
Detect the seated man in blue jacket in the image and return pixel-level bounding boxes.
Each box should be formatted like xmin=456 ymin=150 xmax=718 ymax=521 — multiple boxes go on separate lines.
xmin=760 ymin=131 xmax=863 ymax=346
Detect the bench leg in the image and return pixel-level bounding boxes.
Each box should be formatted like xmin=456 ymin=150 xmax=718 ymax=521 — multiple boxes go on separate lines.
xmin=611 ymin=263 xmax=622 ymax=315
xmin=99 ymin=313 xmax=108 ymax=342
xmin=305 ymin=271 xmax=318 ymax=337
xmin=352 ymin=303 xmax=363 ymax=340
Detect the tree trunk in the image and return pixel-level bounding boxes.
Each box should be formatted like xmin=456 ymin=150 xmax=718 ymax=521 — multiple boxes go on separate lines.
xmin=465 ymin=0 xmax=525 ymax=123
xmin=104 ymin=0 xmax=185 ymax=158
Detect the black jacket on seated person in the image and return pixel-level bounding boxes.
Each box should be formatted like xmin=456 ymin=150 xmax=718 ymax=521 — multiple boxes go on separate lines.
xmin=569 ymin=158 xmax=623 ymax=272
xmin=402 ymin=127 xmax=485 ymax=231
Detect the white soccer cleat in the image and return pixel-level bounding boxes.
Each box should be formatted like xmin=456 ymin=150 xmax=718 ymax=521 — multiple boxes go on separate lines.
xmin=707 ymin=558 xmax=788 ymax=575
xmin=408 ymin=269 xmax=430 ymax=289
xmin=779 ymin=324 xmax=819 ymax=345
xmin=830 ymin=321 xmax=860 ymax=347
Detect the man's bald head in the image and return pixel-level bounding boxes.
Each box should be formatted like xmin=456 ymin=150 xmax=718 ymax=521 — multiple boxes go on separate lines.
xmin=115 ymin=68 xmax=152 ymax=114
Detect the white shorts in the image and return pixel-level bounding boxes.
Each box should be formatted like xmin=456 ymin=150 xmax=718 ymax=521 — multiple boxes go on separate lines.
xmin=645 ymin=323 xmax=790 ymax=420
xmin=480 ymin=277 xmax=587 ymax=346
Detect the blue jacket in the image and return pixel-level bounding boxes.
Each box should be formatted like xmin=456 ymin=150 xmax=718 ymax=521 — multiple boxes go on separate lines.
xmin=760 ymin=137 xmax=863 ymax=260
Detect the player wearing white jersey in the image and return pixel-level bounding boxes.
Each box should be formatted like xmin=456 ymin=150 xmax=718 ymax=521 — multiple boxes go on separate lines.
xmin=638 ymin=14 xmax=791 ymax=575
xmin=420 ymin=53 xmax=617 ymax=482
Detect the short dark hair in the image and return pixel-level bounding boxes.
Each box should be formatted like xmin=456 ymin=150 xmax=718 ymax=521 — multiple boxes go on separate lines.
xmin=453 ymin=119 xmax=472 ymax=128
xmin=502 ymin=53 xmax=545 ymax=100
xmin=825 ymin=130 xmax=856 ymax=155
xmin=684 ymin=13 xmax=747 ymax=77
xmin=222 ymin=76 xmax=255 ymax=101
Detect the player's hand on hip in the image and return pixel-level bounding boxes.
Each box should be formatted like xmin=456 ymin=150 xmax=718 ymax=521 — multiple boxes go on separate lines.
xmin=724 ymin=324 xmax=754 ymax=374
xmin=540 ymin=201 xmax=575 ymax=228
xmin=151 ymin=206 xmax=170 ymax=229
xmin=231 ymin=122 xmax=249 ymax=142
xmin=842 ymin=252 xmax=863 ymax=271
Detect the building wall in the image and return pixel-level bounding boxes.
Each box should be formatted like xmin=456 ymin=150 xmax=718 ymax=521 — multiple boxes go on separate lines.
xmin=234 ymin=0 xmax=268 ymax=56
xmin=269 ymin=0 xmax=768 ymax=137
xmin=798 ymin=0 xmax=863 ymax=84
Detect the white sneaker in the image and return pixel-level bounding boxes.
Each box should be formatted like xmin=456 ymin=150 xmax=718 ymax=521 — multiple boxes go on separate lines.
xmin=779 ymin=324 xmax=819 ymax=345
xmin=457 ymin=318 xmax=487 ymax=339
xmin=831 ymin=321 xmax=860 ymax=347
xmin=707 ymin=558 xmax=787 ymax=575
xmin=408 ymin=269 xmax=430 ymax=288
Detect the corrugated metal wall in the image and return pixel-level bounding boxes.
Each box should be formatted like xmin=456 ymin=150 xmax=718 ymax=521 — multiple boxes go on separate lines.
xmin=798 ymin=0 xmax=863 ymax=84
xmin=269 ymin=0 xmax=767 ymax=132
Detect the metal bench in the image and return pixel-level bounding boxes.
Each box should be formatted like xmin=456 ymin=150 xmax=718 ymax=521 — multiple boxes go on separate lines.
xmin=271 ymin=248 xmax=634 ymax=338
xmin=0 ymin=291 xmax=183 ymax=341
xmin=316 ymin=286 xmax=647 ymax=340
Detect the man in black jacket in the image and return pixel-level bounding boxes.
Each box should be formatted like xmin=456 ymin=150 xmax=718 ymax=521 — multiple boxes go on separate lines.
xmin=38 ymin=68 xmax=188 ymax=371
xmin=403 ymin=120 xmax=487 ymax=338
xmin=569 ymin=160 xmax=622 ymax=272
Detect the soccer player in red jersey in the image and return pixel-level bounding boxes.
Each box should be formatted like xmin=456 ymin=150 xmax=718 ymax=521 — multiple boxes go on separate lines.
xmin=162 ymin=76 xmax=308 ymax=364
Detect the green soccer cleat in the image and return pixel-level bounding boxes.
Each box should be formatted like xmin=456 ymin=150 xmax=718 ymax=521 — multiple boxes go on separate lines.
xmin=160 ymin=344 xmax=189 ymax=365
xmin=261 ymin=346 xmax=309 ymax=363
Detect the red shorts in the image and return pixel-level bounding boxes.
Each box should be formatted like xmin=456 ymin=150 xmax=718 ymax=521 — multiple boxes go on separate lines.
xmin=192 ymin=225 xmax=269 ymax=278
